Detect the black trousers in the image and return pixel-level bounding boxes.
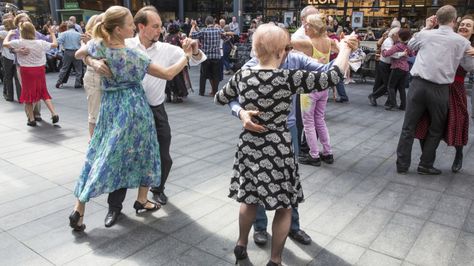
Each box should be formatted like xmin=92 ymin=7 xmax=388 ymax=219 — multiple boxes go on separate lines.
xmin=396 ymin=77 xmax=449 ymax=170
xmin=107 ymin=103 xmax=172 ymax=210
xmin=2 ymin=56 xmax=21 ymax=101
xmin=372 ymin=61 xmax=391 ymax=99
xmin=387 ymin=68 xmax=408 ymax=109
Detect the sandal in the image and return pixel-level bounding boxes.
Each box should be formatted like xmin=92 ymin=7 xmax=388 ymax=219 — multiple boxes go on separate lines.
xmin=133 ymin=200 xmax=160 ymax=214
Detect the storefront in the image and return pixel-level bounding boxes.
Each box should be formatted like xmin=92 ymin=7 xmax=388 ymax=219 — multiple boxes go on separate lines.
xmin=1 ymin=0 xmax=52 ymax=26
xmin=263 ymin=0 xmax=474 ymax=30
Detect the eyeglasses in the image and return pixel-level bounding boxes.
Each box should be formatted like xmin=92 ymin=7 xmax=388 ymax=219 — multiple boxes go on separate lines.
xmin=285 ymin=44 xmax=293 ymax=52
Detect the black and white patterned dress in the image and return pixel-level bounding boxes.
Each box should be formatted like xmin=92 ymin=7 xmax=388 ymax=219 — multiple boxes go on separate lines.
xmin=215 ymin=67 xmax=343 ymax=210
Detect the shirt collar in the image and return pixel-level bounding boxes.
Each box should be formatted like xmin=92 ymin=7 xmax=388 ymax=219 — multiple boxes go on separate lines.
xmin=129 ymin=35 xmax=159 ymax=51
xmin=439 ymin=25 xmax=454 ymax=32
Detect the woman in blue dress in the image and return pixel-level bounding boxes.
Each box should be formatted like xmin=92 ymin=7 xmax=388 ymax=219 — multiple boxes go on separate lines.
xmin=69 ymin=6 xmax=193 ymax=232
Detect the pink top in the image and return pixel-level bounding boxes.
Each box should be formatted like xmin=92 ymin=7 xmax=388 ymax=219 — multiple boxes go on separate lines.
xmin=382 ymin=42 xmax=414 ymax=72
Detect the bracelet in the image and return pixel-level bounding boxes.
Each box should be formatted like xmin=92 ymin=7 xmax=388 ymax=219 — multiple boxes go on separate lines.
xmin=192 ymin=51 xmax=200 ymax=56
xmin=185 ymin=54 xmax=190 ymax=62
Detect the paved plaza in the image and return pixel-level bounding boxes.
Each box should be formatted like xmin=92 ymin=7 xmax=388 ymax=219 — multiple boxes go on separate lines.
xmin=1 ymin=67 xmax=474 ymax=266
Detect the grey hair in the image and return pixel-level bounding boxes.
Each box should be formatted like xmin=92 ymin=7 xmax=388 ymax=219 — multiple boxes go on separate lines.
xmin=300 ymin=5 xmax=319 ymax=20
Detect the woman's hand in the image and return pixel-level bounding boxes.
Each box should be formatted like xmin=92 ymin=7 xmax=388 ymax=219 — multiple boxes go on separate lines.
xmin=181 ymin=38 xmax=193 ymax=57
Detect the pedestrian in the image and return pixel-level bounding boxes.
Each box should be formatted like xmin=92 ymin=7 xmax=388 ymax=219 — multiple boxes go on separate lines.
xmin=291 ymin=14 xmax=338 ymax=166
xmin=3 ymin=22 xmax=59 ymax=126
xmin=396 ymin=6 xmax=474 ymax=175
xmin=191 ymin=16 xmax=232 ymax=96
xmin=0 ymin=18 xmax=21 ymax=102
xmin=71 ymin=6 xmax=196 ymax=231
xmin=81 ymin=14 xmax=103 ymax=138
xmin=415 ymin=15 xmax=474 ymax=173
xmin=76 ymin=6 xmax=206 ymax=227
xmin=215 ymin=23 xmax=351 ymax=265
xmin=55 ymin=21 xmax=83 ymax=89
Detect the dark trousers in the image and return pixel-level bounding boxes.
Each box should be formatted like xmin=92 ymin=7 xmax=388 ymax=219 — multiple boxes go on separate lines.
xmin=57 ymin=50 xmax=83 ymax=86
xmin=107 ymin=103 xmax=173 ymax=210
xmin=108 ymin=188 xmax=127 ymax=212
xmin=150 ymin=103 xmax=173 ymax=192
xmin=396 ymin=77 xmax=449 ymax=170
xmin=294 ymin=94 xmax=309 ymax=154
xmin=254 ymin=205 xmax=301 ymax=232
xmin=387 ymin=68 xmax=408 ymax=109
xmin=2 ymin=56 xmax=21 ymax=101
xmin=372 ymin=61 xmax=391 ymax=98
xmin=336 ymin=80 xmax=349 ymax=101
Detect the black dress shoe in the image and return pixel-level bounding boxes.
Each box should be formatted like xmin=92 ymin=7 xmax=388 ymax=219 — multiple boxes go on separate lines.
xmin=368 ymin=94 xmax=377 ymax=106
xmin=151 ymin=190 xmax=168 ymax=205
xmin=417 ymin=166 xmax=442 ymax=175
xmin=55 ymin=82 xmax=62 ymax=89
xmin=104 ymin=210 xmax=121 ymax=227
xmin=320 ymin=153 xmax=334 ymax=164
xmin=397 ymin=168 xmax=408 ymax=175
xmin=451 ymin=154 xmax=463 ymax=173
xmin=34 ymin=116 xmax=42 ymax=122
xmin=299 ymin=155 xmax=321 ymax=167
xmin=27 ymin=120 xmax=37 ymax=127
xmin=335 ymin=97 xmax=349 ymax=103
xmin=289 ymin=229 xmax=312 ymax=245
xmin=253 ymin=230 xmax=268 ymax=245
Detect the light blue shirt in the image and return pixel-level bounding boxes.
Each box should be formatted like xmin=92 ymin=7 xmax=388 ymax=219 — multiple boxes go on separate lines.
xmin=228 ymin=52 xmax=334 ymax=127
xmin=57 ymin=29 xmax=81 ymax=50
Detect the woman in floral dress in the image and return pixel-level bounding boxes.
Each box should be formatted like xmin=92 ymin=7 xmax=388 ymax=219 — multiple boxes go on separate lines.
xmin=69 ymin=6 xmax=193 ymax=232
xmin=215 ymin=24 xmax=352 ymax=266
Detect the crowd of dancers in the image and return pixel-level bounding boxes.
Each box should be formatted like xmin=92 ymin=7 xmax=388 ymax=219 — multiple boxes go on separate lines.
xmin=1 ymin=4 xmax=473 ymax=266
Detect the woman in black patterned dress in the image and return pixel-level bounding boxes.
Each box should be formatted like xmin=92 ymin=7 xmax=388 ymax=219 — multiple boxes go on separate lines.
xmin=215 ymin=24 xmax=353 ymax=266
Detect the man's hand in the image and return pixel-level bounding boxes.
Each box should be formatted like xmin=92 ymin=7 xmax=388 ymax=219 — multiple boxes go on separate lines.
xmin=467 ymin=46 xmax=474 ymax=57
xmin=92 ymin=58 xmax=112 ymax=78
xmin=239 ymin=110 xmax=266 ymax=133
xmin=16 ymin=47 xmax=30 ymax=56
xmin=81 ymin=32 xmax=92 ymax=44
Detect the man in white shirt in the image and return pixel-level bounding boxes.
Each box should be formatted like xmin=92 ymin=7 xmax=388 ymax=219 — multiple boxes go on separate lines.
xmin=87 ymin=6 xmax=206 ymax=228
xmin=291 ymin=5 xmax=318 ymax=41
xmin=229 ymin=16 xmax=240 ymax=36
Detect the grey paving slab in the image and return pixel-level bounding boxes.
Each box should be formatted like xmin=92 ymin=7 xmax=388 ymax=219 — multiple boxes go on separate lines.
xmin=370 ymin=213 xmax=425 ymax=259
xmin=310 ymin=239 xmax=366 ymax=266
xmin=338 ymin=207 xmax=393 ymax=247
xmin=0 ymin=69 xmax=473 ymax=265
xmin=356 ymin=250 xmax=402 ymax=266
xmin=405 ymin=222 xmax=460 ymax=266
xmin=449 ymin=231 xmax=474 ymax=266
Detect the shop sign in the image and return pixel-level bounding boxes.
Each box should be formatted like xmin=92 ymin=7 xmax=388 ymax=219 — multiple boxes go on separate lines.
xmin=306 ymin=0 xmax=337 ymax=5
xmin=64 ymin=1 xmax=79 ymax=9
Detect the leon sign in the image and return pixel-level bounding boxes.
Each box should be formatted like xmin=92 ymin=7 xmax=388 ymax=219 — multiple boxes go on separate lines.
xmin=307 ymin=0 xmax=337 ymax=4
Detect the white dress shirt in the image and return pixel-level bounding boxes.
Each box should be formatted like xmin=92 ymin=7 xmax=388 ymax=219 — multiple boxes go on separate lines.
xmin=291 ymin=26 xmax=309 ymax=41
xmin=126 ymin=36 xmax=207 ymax=106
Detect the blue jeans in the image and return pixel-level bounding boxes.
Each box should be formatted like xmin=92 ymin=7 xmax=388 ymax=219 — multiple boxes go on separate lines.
xmin=253 ymin=124 xmax=301 ymax=232
xmin=336 ymin=81 xmax=348 ymax=101
xmin=254 ymin=205 xmax=300 ymax=232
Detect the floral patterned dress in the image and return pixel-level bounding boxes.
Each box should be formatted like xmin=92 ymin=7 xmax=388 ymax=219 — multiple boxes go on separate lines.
xmin=74 ymin=40 xmax=161 ymax=202
xmin=215 ymin=67 xmax=342 ymax=210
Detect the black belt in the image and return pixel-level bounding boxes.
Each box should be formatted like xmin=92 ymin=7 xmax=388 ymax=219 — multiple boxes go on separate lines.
xmin=65 ymin=49 xmax=78 ymax=51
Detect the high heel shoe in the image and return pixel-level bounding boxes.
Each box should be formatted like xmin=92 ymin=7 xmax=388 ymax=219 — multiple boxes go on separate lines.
xmin=233 ymin=245 xmax=248 ymax=264
xmin=69 ymin=210 xmax=86 ymax=232
xmin=133 ymin=200 xmax=160 ymax=214
xmin=452 ymin=153 xmax=463 ymax=173
xmin=27 ymin=120 xmax=37 ymax=127
xmin=52 ymin=114 xmax=59 ymax=124
xmin=266 ymin=261 xmax=280 ymax=266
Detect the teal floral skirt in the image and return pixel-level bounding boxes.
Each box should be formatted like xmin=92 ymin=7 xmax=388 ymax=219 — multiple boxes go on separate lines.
xmin=74 ymin=87 xmax=161 ymax=202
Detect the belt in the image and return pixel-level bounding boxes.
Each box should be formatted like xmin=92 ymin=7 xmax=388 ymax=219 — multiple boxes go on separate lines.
xmin=65 ymin=49 xmax=78 ymax=51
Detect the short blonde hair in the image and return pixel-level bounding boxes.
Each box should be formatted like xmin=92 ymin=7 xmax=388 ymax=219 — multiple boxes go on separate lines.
xmin=306 ymin=14 xmax=327 ymax=36
xmin=93 ymin=6 xmax=130 ymax=41
xmin=252 ymin=23 xmax=289 ymax=64
xmin=19 ymin=21 xmax=36 ymax=40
